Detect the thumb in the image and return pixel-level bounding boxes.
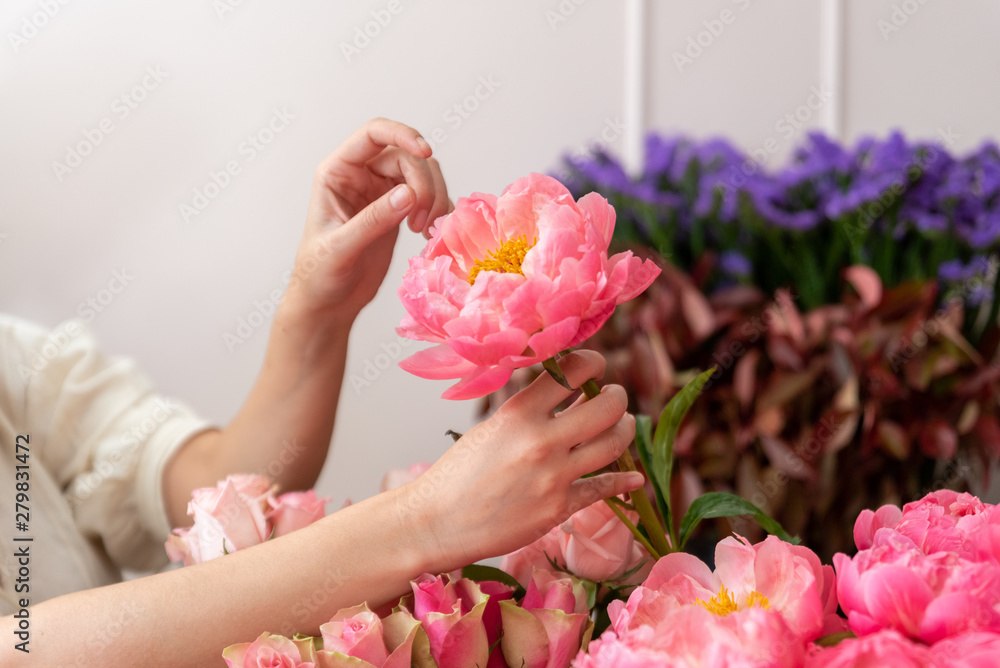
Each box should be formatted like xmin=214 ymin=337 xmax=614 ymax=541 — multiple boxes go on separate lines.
xmin=335 ymin=183 xmax=414 ymax=259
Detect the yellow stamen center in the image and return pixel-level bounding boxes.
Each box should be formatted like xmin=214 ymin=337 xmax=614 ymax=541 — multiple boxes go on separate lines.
xmin=467 ymin=235 xmax=536 ymax=285
xmin=695 ymin=585 xmax=771 ymax=616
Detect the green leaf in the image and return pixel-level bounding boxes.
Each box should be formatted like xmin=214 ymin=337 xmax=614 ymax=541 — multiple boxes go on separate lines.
xmin=677 ymin=492 xmax=799 ymax=551
xmin=634 ymin=415 xmax=670 ymax=529
xmin=650 ymin=368 xmax=716 ymax=548
xmin=460 ymin=565 xmax=525 ymax=598
xmin=814 ymin=631 xmax=856 ymax=648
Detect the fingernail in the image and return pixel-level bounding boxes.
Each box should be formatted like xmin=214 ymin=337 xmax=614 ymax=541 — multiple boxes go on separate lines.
xmin=626 ymin=472 xmax=646 ymax=487
xmin=415 ymin=136 xmax=431 ymax=153
xmin=390 ymin=184 xmax=412 ymax=210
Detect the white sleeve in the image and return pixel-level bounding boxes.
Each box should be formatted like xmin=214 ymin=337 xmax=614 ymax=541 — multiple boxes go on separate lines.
xmin=7 ymin=316 xmax=214 ymax=571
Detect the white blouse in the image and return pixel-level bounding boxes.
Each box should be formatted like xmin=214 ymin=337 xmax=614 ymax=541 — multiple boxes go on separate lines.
xmin=0 ymin=315 xmax=212 ymax=614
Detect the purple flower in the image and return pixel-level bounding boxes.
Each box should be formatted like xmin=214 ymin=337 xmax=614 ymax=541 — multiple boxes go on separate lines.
xmin=719 ymin=251 xmax=752 ymax=277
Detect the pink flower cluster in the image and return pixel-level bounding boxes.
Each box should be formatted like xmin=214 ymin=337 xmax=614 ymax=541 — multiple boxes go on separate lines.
xmin=166 ymin=474 xmax=329 ymax=565
xmin=501 ymin=497 xmax=652 ymax=586
xmin=809 ymin=490 xmax=1000 ymax=665
xmin=397 ymin=172 xmax=659 ymax=400
xmin=578 ymin=535 xmax=840 ymax=667
xmin=222 ymin=570 xmax=592 ymax=668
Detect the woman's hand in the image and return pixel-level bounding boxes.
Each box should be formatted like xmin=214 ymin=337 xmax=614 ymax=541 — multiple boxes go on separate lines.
xmin=287 ymin=117 xmax=452 ymax=323
xmin=394 ymin=350 xmax=644 ymax=573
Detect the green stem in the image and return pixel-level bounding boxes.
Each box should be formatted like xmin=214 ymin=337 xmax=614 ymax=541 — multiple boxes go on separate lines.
xmin=577 ymin=380 xmax=674 ymax=557
xmin=604 ymin=499 xmax=660 ymax=560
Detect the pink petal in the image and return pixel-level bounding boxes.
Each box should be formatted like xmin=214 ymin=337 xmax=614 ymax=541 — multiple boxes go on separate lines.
xmin=643 ymin=552 xmax=715 ymax=592
xmin=861 ymin=565 xmax=935 ymax=638
xmin=577 ymin=191 xmax=616 ymax=248
xmin=441 ymin=365 xmax=514 ymax=401
xmin=516 ymin=316 xmax=582 ymax=364
xmin=399 ymin=344 xmax=477 ymax=380
xmin=714 ymin=536 xmax=758 ymax=595
xmin=447 ymin=329 xmax=530 ymax=368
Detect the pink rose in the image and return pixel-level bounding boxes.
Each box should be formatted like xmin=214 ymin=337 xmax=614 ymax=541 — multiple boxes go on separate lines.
xmin=317 ymin=603 xmax=415 ymax=668
xmin=501 ymin=499 xmax=651 ymax=587
xmin=397 ymin=172 xmax=660 ymax=400
xmin=805 ymin=629 xmax=931 ymax=667
xmin=500 ymin=569 xmax=591 ymax=668
xmin=223 ymin=632 xmax=315 ymax=667
xmin=834 ymin=528 xmax=1000 ymax=643
xmin=379 ymin=462 xmax=432 ymax=493
xmin=166 ymin=475 xmax=273 ymax=565
xmin=401 ymin=572 xmax=512 ymax=668
xmin=612 ymin=535 xmax=837 ymax=643
xmin=500 ymin=526 xmax=563 ymax=587
xmin=559 ymin=499 xmax=651 ymax=584
xmin=576 ymin=605 xmax=803 ymax=668
xmin=268 ymin=490 xmax=329 ymax=538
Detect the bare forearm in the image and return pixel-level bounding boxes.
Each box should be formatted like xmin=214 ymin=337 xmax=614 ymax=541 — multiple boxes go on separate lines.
xmin=4 ymin=490 xmax=431 ymax=667
xmin=165 ymin=293 xmax=352 ymax=524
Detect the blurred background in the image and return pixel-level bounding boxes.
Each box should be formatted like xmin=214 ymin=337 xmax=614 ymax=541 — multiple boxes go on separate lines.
xmin=1 ymin=0 xmax=998 ymax=523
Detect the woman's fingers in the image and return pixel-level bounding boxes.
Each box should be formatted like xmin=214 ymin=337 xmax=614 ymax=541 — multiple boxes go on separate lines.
xmin=569 ymin=472 xmax=645 ymax=510
xmin=546 ymin=384 xmax=629 ymax=451
xmin=421 ymin=158 xmax=451 ymax=236
xmin=518 ymin=350 xmax=607 ymax=414
xmin=331 ymin=117 xmax=431 ymax=168
xmin=365 ymin=147 xmax=438 ymax=232
xmin=568 ymin=412 xmax=636 ymax=475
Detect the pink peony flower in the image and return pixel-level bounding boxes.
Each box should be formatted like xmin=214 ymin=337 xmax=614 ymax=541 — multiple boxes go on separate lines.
xmin=804 ymin=629 xmax=931 ymax=668
xmin=222 ymin=632 xmax=316 ymax=667
xmin=611 ymin=535 xmax=838 ymax=643
xmin=380 ymin=461 xmax=433 ymax=493
xmin=397 ymin=172 xmax=660 ymax=400
xmin=854 ymin=491 xmax=998 ymax=561
xmin=165 ymin=475 xmax=274 ymax=565
xmin=500 ymin=569 xmax=591 ymax=668
xmin=575 ymin=605 xmax=804 ymax=668
xmin=500 ymin=498 xmax=651 ymax=587
xmin=318 ymin=603 xmax=415 ymax=668
xmin=268 ymin=490 xmax=329 ymax=538
xmin=401 ymin=572 xmax=513 ymax=668
xmin=834 ymin=528 xmax=1000 ymax=643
